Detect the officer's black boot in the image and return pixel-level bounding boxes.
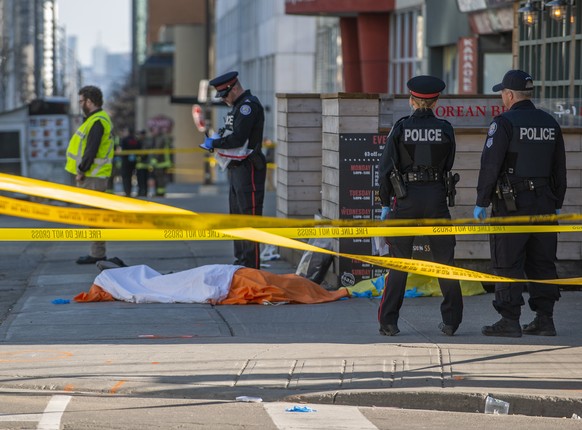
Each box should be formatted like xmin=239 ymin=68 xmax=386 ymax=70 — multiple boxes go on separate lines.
xmin=439 ymin=322 xmax=458 ymax=336
xmin=481 ymin=317 xmax=522 ymax=337
xmin=522 ymin=315 xmax=556 ymax=336
xmin=379 ymin=324 xmax=400 ymax=336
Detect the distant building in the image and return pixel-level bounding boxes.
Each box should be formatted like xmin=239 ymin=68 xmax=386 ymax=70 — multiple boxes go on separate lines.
xmin=131 ymin=0 xmax=209 ymax=184
xmin=81 ymin=47 xmax=131 ymax=104
xmin=63 ymin=35 xmax=83 ymax=114
xmin=0 ymin=0 xmax=64 ymax=111
xmin=285 ymin=0 xmax=514 ymax=95
xmin=215 ymin=0 xmax=320 ymax=142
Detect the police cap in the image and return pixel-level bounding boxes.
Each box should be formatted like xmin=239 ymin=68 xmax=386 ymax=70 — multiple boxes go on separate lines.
xmin=407 ymin=75 xmax=446 ymax=99
xmin=492 ymin=69 xmax=534 ymax=92
xmin=209 ymin=71 xmax=239 ymax=98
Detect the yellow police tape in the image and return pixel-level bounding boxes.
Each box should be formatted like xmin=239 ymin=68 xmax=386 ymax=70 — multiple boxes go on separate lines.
xmin=4 ymin=193 xmax=582 ymax=234
xmin=218 ymin=228 xmax=582 ymax=286
xmin=117 ymin=148 xmax=277 ymax=170
xmin=117 ymin=148 xmax=199 ymax=155
xmin=1 ymin=173 xmax=582 ymax=285
xmin=2 ymin=227 xmax=581 ymax=285
xmin=0 ymin=174 xmax=192 ymax=215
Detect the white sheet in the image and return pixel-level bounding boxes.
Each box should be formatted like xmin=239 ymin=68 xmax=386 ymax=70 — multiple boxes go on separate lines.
xmin=93 ymin=264 xmax=243 ymax=304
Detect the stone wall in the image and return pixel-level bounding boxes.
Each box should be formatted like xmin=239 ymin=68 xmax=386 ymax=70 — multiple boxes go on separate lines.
xmin=276 ymin=92 xmax=582 ymax=283
xmin=275 ymin=94 xmax=322 ymax=265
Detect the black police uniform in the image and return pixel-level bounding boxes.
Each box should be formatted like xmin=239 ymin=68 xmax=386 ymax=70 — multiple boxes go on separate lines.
xmin=119 ymin=131 xmax=140 ymax=197
xmin=476 ymin=99 xmax=567 ymax=322
xmin=377 ymin=76 xmax=463 ymax=336
xmin=210 ymin=73 xmax=266 ymax=269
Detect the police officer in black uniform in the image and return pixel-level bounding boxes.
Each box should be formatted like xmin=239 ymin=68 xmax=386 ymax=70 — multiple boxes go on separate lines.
xmin=474 ymin=70 xmax=567 ymax=337
xmin=377 ymin=75 xmax=463 ymax=336
xmin=202 ymin=71 xmax=266 ymax=269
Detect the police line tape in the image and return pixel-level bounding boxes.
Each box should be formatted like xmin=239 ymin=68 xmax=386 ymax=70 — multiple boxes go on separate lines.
xmin=116 ymin=148 xmax=199 ymax=155
xmin=5 ymin=225 xmax=582 ymax=242
xmin=2 ymin=173 xmax=578 ymax=228
xmin=166 ymin=163 xmax=277 ymax=175
xmin=2 ymin=194 xmax=582 ymax=233
xmin=116 ymin=147 xmax=277 ymax=171
xmin=1 ymin=173 xmax=582 ymax=285
xmin=2 ymin=227 xmax=581 ymax=285
xmin=221 ymin=228 xmax=582 ymax=286
xmin=0 ymin=174 xmax=193 ymax=215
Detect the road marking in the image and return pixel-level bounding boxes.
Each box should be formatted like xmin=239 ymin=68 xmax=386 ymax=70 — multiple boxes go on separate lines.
xmin=0 ymin=350 xmax=72 ymax=363
xmin=264 ymin=402 xmax=378 ymax=430
xmin=0 ymin=413 xmax=41 ymax=422
xmin=37 ymin=395 xmax=71 ymax=430
xmin=109 ymin=380 xmax=126 ymax=394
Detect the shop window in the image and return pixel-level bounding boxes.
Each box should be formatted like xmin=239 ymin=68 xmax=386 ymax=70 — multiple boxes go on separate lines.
xmin=389 ymin=8 xmax=423 ymax=95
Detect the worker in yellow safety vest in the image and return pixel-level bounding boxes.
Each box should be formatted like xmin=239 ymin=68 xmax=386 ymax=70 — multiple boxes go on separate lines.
xmin=64 ymin=85 xmax=114 ymax=265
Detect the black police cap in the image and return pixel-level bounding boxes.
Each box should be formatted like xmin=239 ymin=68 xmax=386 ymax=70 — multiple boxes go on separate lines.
xmin=492 ymin=70 xmax=534 ymax=92
xmin=407 ymin=75 xmax=446 ymax=99
xmin=209 ymin=71 xmax=239 ymax=98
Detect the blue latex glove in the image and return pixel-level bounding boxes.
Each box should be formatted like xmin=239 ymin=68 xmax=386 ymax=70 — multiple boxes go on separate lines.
xmin=200 ymin=136 xmax=215 ymax=151
xmin=556 ymin=208 xmax=561 ymax=215
xmin=210 ymin=132 xmax=221 ymax=139
xmin=380 ymin=206 xmax=390 ymax=221
xmin=473 ymin=205 xmax=487 ymax=220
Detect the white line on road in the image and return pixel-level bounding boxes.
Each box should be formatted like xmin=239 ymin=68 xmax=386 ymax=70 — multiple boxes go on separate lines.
xmin=264 ymin=402 xmax=378 ymax=430
xmin=37 ymin=395 xmax=72 ymax=430
xmin=0 ymin=413 xmax=41 ymax=421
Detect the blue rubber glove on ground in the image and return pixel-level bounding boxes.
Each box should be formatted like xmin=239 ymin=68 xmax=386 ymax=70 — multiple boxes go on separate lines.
xmin=473 ymin=205 xmax=487 ymax=220
xmin=380 ymin=206 xmax=390 ymax=221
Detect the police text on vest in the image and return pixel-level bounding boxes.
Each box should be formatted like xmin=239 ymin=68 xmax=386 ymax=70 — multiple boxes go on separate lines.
xmin=519 ymin=127 xmax=555 ymax=141
xmin=404 ymin=129 xmax=442 ymax=141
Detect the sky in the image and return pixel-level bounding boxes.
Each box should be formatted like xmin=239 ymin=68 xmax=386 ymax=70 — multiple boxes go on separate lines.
xmin=57 ymin=0 xmax=131 ymax=66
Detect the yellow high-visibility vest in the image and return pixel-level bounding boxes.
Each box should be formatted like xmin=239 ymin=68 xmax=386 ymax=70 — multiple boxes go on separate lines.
xmin=65 ymin=110 xmax=113 ymax=177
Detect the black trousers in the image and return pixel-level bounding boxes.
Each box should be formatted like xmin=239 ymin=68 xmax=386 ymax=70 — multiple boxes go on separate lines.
xmin=120 ymin=158 xmax=136 ymax=197
xmin=227 ymin=160 xmax=266 ymax=269
xmin=378 ymin=183 xmax=463 ymax=328
xmin=136 ymin=168 xmax=149 ymax=196
xmin=490 ymin=186 xmax=560 ymax=320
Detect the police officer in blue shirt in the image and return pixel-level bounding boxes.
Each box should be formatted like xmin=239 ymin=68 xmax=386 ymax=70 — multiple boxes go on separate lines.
xmin=377 ymin=75 xmax=463 ymax=337
xmin=202 ymin=71 xmax=266 ymax=269
xmin=474 ymin=70 xmax=567 ymax=337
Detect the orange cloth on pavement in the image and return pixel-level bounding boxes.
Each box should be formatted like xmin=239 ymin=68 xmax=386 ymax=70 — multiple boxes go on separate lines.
xmin=74 ymin=269 xmax=349 ymax=304
xmin=220 ymin=268 xmax=349 ymax=305
xmin=74 ymin=284 xmax=115 ymax=302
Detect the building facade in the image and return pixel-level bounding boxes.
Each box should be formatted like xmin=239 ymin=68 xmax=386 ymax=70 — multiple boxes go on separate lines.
xmin=215 ymin=0 xmax=319 ymax=142
xmin=131 ymin=0 xmax=209 ymax=184
xmin=0 ymin=0 xmax=66 ymax=111
xmin=517 ymin=0 xmax=582 ymax=117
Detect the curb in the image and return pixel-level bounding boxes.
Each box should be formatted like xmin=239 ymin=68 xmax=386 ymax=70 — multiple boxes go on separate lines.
xmin=285 ymin=390 xmax=582 ymax=419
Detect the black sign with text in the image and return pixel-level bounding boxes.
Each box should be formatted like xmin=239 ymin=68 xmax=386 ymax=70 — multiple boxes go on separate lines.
xmin=338 ymin=133 xmax=387 ymax=287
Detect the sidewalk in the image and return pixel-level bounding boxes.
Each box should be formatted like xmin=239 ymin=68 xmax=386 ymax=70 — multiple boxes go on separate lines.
xmin=0 ymin=181 xmax=581 ymax=419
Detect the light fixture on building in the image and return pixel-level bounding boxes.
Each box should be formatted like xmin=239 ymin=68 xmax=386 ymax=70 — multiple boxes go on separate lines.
xmin=545 ymin=0 xmax=574 ymax=21
xmin=518 ymin=0 xmax=543 ymax=26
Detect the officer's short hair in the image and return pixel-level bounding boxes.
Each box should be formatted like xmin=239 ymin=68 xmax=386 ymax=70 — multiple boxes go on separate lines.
xmin=511 ymin=89 xmax=533 ymax=100
xmin=79 ymin=86 xmax=103 ymax=107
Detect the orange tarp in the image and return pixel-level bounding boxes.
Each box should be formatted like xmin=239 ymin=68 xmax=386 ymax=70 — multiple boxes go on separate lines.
xmin=75 ymin=284 xmax=115 ymax=302
xmin=219 ymin=268 xmax=349 ymax=305
xmin=75 ymin=268 xmax=349 ymax=304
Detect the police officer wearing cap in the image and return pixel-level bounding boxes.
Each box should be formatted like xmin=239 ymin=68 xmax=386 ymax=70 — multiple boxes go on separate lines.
xmin=376 ymin=75 xmax=463 ymax=337
xmin=202 ymin=71 xmax=266 ymax=269
xmin=474 ymin=70 xmax=567 ymax=337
